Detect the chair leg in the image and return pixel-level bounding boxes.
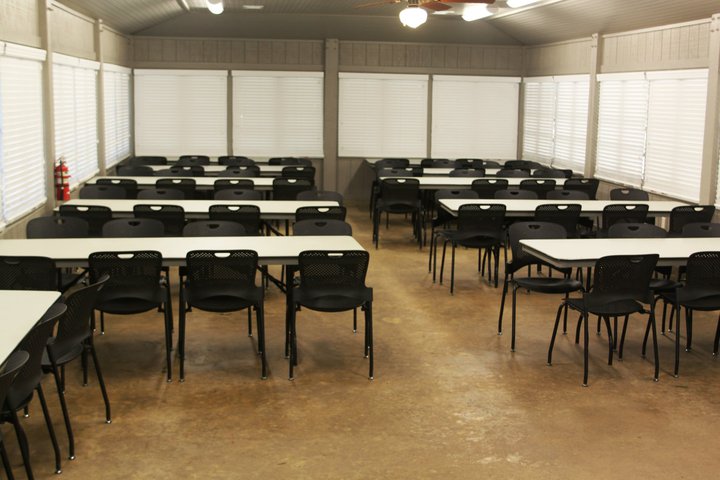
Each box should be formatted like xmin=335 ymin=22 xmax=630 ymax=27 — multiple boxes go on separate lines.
xmin=713 ymin=314 xmax=720 ymax=357
xmin=9 ymin=410 xmax=33 ymax=480
xmin=366 ymin=301 xmax=374 ymax=380
xmin=547 ymin=302 xmax=565 ymax=366
xmin=450 ymin=243 xmax=456 ymax=295
xmin=511 ymin=283 xmax=519 ymax=352
xmin=596 ymin=315 xmax=601 ymax=335
xmin=178 ymin=300 xmax=187 ymax=382
xmin=100 ymin=311 xmax=105 ymax=335
xmin=498 ymin=274 xmax=509 ymax=335
xmin=247 ymin=308 xmax=253 ymax=337
xmin=650 ymin=309 xmax=660 ymax=382
xmin=685 ymin=308 xmax=693 ymax=351
xmin=602 ymin=316 xmax=613 ymax=366
xmin=439 ymin=240 xmax=448 ymax=285
xmin=81 ymin=348 xmax=89 ymax=386
xmin=0 ymin=433 xmax=14 ymax=480
xmin=288 ymin=304 xmax=297 ymax=380
xmin=48 ymin=357 xmax=75 ymax=460
xmin=36 ymin=384 xmax=62 ymax=474
xmin=575 ymin=313 xmax=583 ymax=344
xmin=562 ymin=292 xmax=570 ymax=334
xmin=256 ymin=303 xmax=267 ymax=380
xmin=89 ymin=342 xmax=112 ymax=423
xmin=618 ymin=315 xmax=629 ymax=359
xmin=582 ymin=312 xmax=590 ymax=387
xmin=352 ymin=308 xmax=357 ymax=333
xmin=493 ymin=247 xmax=500 ymax=288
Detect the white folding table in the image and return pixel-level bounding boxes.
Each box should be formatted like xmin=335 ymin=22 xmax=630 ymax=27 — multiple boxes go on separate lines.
xmin=0 ymin=290 xmax=61 ymax=363
xmin=439 ymin=199 xmax=688 ymax=218
xmin=379 ymin=177 xmax=558 ymax=190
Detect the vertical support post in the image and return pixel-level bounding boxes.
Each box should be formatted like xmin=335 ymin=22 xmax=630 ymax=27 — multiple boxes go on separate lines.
xmin=323 ymin=38 xmax=339 ymax=192
xmin=517 ymin=46 xmax=526 ymax=159
xmin=699 ymin=14 xmax=720 ymax=204
xmin=583 ymin=33 xmax=601 ymax=179
xmin=426 ymin=75 xmax=433 ymax=158
xmin=40 ymin=0 xmax=56 ymax=209
xmin=96 ymin=19 xmax=106 ymax=176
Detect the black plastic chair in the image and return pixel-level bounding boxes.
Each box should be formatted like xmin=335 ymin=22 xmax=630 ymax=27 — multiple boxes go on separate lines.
xmin=0 ymin=256 xmax=58 ymax=291
xmin=214 ymin=179 xmax=255 ymax=192
xmin=183 ymin=221 xmax=246 ymax=237
xmin=214 ymin=189 xmax=264 ymax=201
xmin=505 ymin=160 xmax=542 ymax=169
xmin=426 ymin=189 xmax=480 ymax=272
xmin=2 ymin=303 xmax=66 ymax=477
xmin=224 ymin=166 xmax=260 ymax=177
xmin=295 ymin=206 xmax=347 ymax=222
xmin=549 ymin=254 xmax=660 ymax=386
xmin=137 ymin=188 xmax=186 ymax=200
xmin=435 ymin=204 xmax=506 ymax=292
xmin=157 ymin=166 xmax=204 ymax=177
xmin=58 ymin=205 xmax=112 ymax=237
xmin=89 ymin=251 xmax=173 ymax=382
xmin=564 ymin=178 xmax=599 ymax=200
xmin=133 ymin=204 xmax=186 ymax=236
xmin=281 ymin=166 xmax=316 ymax=182
xmin=449 ymin=168 xmax=485 ymax=177
xmin=293 ymin=219 xmax=353 ymax=236
xmin=599 ymin=204 xmax=649 ymax=236
xmin=79 ymin=184 xmax=127 ymax=200
xmin=101 ymin=218 xmax=166 ymax=238
xmin=27 ymin=216 xmax=89 ymax=239
xmin=219 ymin=156 xmax=255 ymax=166
xmin=209 ymin=205 xmax=262 ymax=235
xmin=519 ymin=179 xmax=556 ymax=199
xmin=610 ymin=188 xmax=649 ymax=201
xmin=455 ymin=159 xmax=485 ymax=169
xmin=179 ymin=250 xmax=266 ymax=381
xmin=372 ymin=178 xmax=423 ymax=249
xmin=297 ymin=190 xmax=344 ymax=205
xmin=273 ymin=178 xmax=314 ymax=201
xmin=471 ymin=179 xmax=509 ymax=199
xmin=117 ymin=165 xmax=154 ymax=176
xmin=0 ymin=350 xmax=29 ymax=480
xmin=532 ymin=168 xmax=570 ymax=179
xmin=372 ymin=158 xmax=409 ymax=169
xmin=96 ymin=179 xmax=139 ymax=199
xmin=546 ymin=189 xmax=590 ymax=200
xmin=681 ymin=222 xmax=720 ymax=237
xmin=42 ymin=276 xmax=110 ymax=462
xmin=422 ymin=159 xmax=455 ymax=168
xmin=377 ymin=167 xmax=423 ymax=177
xmin=177 ymin=155 xmax=210 ymax=166
xmin=269 ymin=157 xmax=312 ymax=166
xmin=668 ymin=205 xmax=716 ymax=237
xmin=128 ymin=156 xmax=167 ymax=166
xmin=288 ymin=251 xmax=373 ymax=380
xmin=494 ymin=189 xmax=538 ymax=200
xmin=498 ymin=222 xmax=583 ymax=351
xmin=155 ymin=178 xmax=197 ymax=200
xmin=533 ymin=204 xmax=582 ymax=239
xmin=496 ymin=168 xmax=529 ymax=178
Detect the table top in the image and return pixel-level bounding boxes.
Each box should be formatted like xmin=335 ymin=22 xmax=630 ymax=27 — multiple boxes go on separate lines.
xmin=521 ymin=237 xmax=720 ymax=268
xmin=88 ymin=176 xmax=276 ymax=190
xmin=58 ymin=199 xmax=339 ymax=220
xmin=0 ymin=290 xmax=61 ymax=364
xmin=0 ymin=236 xmax=364 ymax=267
xmin=439 ymin=199 xmax=688 ymax=217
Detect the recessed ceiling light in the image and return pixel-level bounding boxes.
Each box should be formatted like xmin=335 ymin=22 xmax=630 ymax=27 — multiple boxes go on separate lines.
xmin=242 ymin=5 xmax=264 ymax=10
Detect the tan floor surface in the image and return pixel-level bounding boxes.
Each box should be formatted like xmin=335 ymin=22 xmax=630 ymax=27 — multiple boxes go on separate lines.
xmin=3 ymin=206 xmax=720 ymax=479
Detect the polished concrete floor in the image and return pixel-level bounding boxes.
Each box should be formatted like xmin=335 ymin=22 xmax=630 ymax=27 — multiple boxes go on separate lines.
xmin=3 ymin=206 xmax=720 ymax=479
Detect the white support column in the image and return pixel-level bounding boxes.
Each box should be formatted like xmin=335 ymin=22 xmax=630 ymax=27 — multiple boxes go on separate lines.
xmin=323 ymin=39 xmax=339 ymax=191
xmin=40 ymin=0 xmax=56 ymax=209
xmin=96 ymin=19 xmax=107 ymax=175
xmin=583 ymin=33 xmax=600 ymax=178
xmin=699 ymin=14 xmax=720 ymax=204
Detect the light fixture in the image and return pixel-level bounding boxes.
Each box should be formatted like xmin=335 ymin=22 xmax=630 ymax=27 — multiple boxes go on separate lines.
xmin=506 ymin=0 xmax=541 ymax=8
xmin=462 ymin=4 xmax=492 ymax=21
xmin=399 ymin=1 xmax=427 ymax=29
xmin=206 ymin=0 xmax=224 ymax=15
xmin=242 ymin=5 xmax=264 ymax=10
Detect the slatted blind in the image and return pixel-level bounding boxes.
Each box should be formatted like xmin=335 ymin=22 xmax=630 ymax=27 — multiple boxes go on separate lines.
xmin=431 ymin=75 xmax=520 ymax=159
xmin=595 ymin=72 xmax=648 ymax=187
xmin=53 ymin=53 xmax=99 ymax=187
xmin=232 ymin=71 xmax=323 ymax=157
xmin=338 ymin=73 xmax=428 ymax=158
xmin=0 ymin=42 xmax=47 ymax=227
xmin=553 ymin=75 xmax=589 ymax=171
xmin=103 ymin=64 xmax=132 ymax=168
xmin=643 ymin=70 xmax=707 ymax=203
xmin=134 ymin=69 xmax=227 ymax=157
xmin=522 ymin=78 xmax=555 ymax=163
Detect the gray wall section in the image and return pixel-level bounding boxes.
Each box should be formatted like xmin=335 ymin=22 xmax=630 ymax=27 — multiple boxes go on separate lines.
xmin=0 ymin=0 xmax=43 ymax=48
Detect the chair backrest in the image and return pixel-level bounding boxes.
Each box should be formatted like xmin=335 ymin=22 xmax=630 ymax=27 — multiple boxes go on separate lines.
xmin=88 ymin=251 xmax=163 ymax=302
xmin=218 ymin=156 xmax=255 ymax=166
xmin=208 ymin=205 xmax=261 ymax=235
xmin=224 ymin=165 xmax=260 ymax=177
xmin=117 ymin=165 xmax=155 ymax=176
xmin=496 ymin=168 xmax=529 ymax=178
xmin=533 ymin=204 xmax=582 ymax=238
xmin=601 ymin=204 xmax=649 ymax=230
xmin=137 ymin=188 xmax=186 ymax=200
xmin=5 ymin=303 xmax=66 ymax=410
xmin=610 ymin=187 xmax=649 ymax=201
xmin=683 ymin=251 xmax=720 ymax=292
xmin=96 ymin=178 xmax=139 ymax=199
xmin=546 ymin=189 xmax=590 ymax=200
xmin=51 ymin=276 xmax=108 ymax=358
xmin=26 ymin=215 xmax=89 ymax=239
xmin=133 ymin=204 xmax=186 ymax=236
xmin=505 ymin=160 xmax=541 ymax=170
xmin=213 ymin=189 xmax=264 ymax=201
xmin=507 ymin=221 xmax=567 ymax=271
xmin=177 ymin=155 xmax=210 ymax=166
xmin=457 ymin=203 xmax=506 ymax=235
xmin=421 ymin=158 xmax=454 ymax=168
xmin=532 ymin=168 xmax=570 ymax=179
xmin=295 ymin=206 xmax=347 ymax=222
xmin=519 ymin=179 xmax=556 ymax=199
xmin=591 ymin=254 xmax=659 ymax=302
xmin=269 ymin=157 xmax=312 ymax=166
xmin=455 ymin=159 xmax=485 ymax=169
xmin=128 ymin=156 xmax=167 ymax=166
xmin=102 ymin=218 xmax=166 ymax=237
xmin=434 ymin=189 xmax=479 ymax=202
xmin=79 ymin=184 xmax=127 ymax=200
xmin=58 ymin=204 xmax=112 ymax=237
xmin=183 ymin=221 xmax=247 ymax=237
xmin=185 ymin=250 xmax=259 ymax=291
xmin=564 ymin=178 xmax=599 ymax=200
xmin=214 ymin=179 xmax=255 ymax=191
xmin=155 ymin=178 xmax=197 ymax=199
xmin=669 ymin=205 xmax=716 ymax=236
xmin=296 ymin=190 xmax=344 ymax=205
xmin=162 ymin=165 xmax=204 ymax=177
xmin=374 ymin=158 xmax=409 ymax=169
xmin=0 ymin=350 xmax=29 ymax=413
xmin=281 ymin=166 xmax=316 ymax=181
xmin=297 ymin=250 xmax=369 ymax=292
xmin=471 ymin=178 xmax=509 ymax=199
xmin=680 ymin=222 xmax=720 ymax=237
xmin=377 ymin=167 xmax=422 ymax=178
xmin=607 ymin=222 xmax=667 ymax=238
xmin=494 ymin=188 xmax=538 ymax=199
xmin=449 ymin=168 xmax=485 ymax=177
xmin=272 ymin=178 xmax=314 ymax=200
xmin=0 ymin=256 xmax=58 ymax=290
xmin=378 ymin=178 xmax=420 ymax=207
xmin=293 ymin=219 xmax=353 ymax=236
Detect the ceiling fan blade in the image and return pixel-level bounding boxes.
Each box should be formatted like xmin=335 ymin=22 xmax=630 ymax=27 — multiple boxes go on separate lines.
xmin=425 ymin=0 xmax=496 ymax=4
xmin=354 ymin=0 xmax=402 ymax=8
xmin=420 ymin=2 xmax=453 ymax=11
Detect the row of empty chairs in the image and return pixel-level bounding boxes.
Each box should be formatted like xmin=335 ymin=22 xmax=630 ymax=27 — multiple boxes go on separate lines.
xmin=378 ymin=166 xmax=573 ymax=179
xmin=118 ymin=164 xmax=315 ymax=178
xmin=128 ymin=155 xmax=313 ymax=166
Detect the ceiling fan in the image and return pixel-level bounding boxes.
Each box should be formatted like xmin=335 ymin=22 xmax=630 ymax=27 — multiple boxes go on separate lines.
xmin=355 ymin=0 xmax=497 ymax=28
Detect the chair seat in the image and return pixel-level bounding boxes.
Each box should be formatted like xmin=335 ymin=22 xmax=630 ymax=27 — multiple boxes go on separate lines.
xmin=514 ymin=276 xmax=582 ymax=294
xmin=565 ymin=297 xmax=645 ymax=316
xmin=660 ymin=290 xmax=720 ymax=310
xmin=375 ymin=199 xmax=421 ymax=213
xmin=185 ymin=284 xmax=262 ymax=312
xmin=42 ymin=343 xmax=84 ymax=369
xmin=96 ymin=296 xmax=162 ymax=315
xmin=295 ymin=287 xmax=372 ymax=312
xmin=649 ymin=278 xmax=680 ymax=292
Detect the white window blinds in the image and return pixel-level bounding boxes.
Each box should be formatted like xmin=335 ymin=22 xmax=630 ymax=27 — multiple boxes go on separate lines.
xmin=0 ymin=42 xmax=47 ymax=227
xmin=103 ymin=64 xmax=132 ymax=168
xmin=134 ymin=69 xmax=227 ymax=157
xmin=53 ymin=53 xmax=99 ymax=187
xmin=595 ymin=72 xmax=648 ymax=186
xmin=232 ymin=71 xmax=323 ymax=157
xmin=338 ymin=73 xmax=428 ymax=158
xmin=553 ymin=76 xmax=589 ymax=171
xmin=522 ymin=78 xmax=555 ymax=163
xmin=643 ymin=70 xmax=707 ymax=203
xmin=431 ymin=75 xmax=520 ymax=159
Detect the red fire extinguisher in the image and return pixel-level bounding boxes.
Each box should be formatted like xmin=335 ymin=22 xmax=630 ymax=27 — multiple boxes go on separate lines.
xmin=54 ymin=157 xmax=71 ymax=201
